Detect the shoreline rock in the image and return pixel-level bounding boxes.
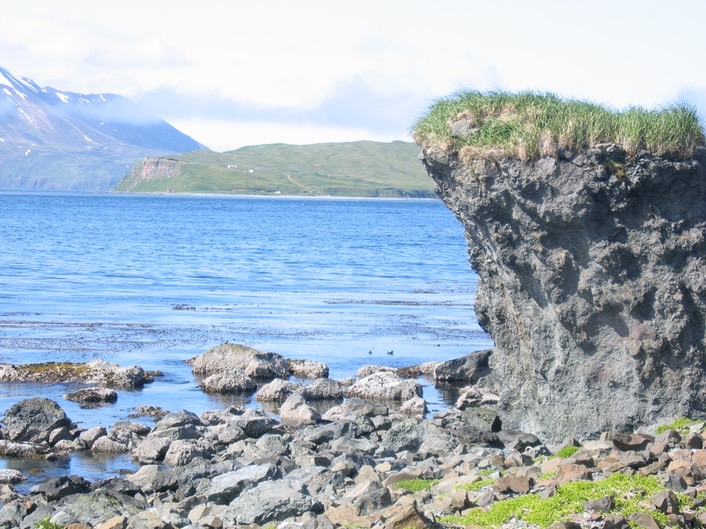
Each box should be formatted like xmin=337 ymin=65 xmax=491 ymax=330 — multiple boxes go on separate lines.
xmin=0 ymin=360 xmax=157 ymax=389
xmin=1 ymin=390 xmax=705 ymax=529
xmin=420 ymin=140 xmax=706 ymax=442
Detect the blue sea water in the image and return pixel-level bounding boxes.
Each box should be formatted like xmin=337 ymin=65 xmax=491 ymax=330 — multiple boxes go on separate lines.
xmin=0 ymin=192 xmax=492 ymax=481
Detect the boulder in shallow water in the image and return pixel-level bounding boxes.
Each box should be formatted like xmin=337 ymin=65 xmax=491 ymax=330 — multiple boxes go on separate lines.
xmin=200 ymin=371 xmax=256 ymax=394
xmin=288 ymin=359 xmax=329 ymax=378
xmin=256 ymin=378 xmax=299 ymax=402
xmin=433 ymin=350 xmax=492 ymax=383
xmin=344 ymin=372 xmax=422 ymax=402
xmin=3 ymin=397 xmax=75 ymax=443
xmin=189 ymin=342 xmax=290 ymax=379
xmin=300 ymin=378 xmax=344 ymax=401
xmin=63 ymin=387 xmax=118 ymax=406
xmin=280 ymin=393 xmax=321 ymax=426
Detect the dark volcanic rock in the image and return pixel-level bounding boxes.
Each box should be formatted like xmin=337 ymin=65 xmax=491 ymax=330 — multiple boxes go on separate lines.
xmin=3 ymin=398 xmax=75 ymax=443
xmin=64 ymin=387 xmax=118 ymax=406
xmin=419 ymin=139 xmax=706 ymax=442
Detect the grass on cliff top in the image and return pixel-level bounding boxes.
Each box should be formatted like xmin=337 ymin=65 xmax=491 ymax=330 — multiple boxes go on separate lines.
xmin=413 ymin=90 xmax=705 ymax=161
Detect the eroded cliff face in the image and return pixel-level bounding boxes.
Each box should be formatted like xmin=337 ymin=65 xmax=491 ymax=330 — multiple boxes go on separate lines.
xmin=420 ymin=142 xmax=706 ymax=442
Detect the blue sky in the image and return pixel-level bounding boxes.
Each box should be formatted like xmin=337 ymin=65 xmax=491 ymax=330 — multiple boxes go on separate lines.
xmin=3 ymin=0 xmax=706 ymax=151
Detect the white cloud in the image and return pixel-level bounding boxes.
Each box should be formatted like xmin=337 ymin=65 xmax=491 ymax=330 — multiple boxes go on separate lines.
xmin=170 ymin=118 xmax=410 ymax=153
xmin=2 ymin=0 xmax=706 ymax=150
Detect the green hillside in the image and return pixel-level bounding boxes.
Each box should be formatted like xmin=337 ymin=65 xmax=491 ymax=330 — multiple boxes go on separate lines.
xmin=114 ymin=141 xmax=435 ymax=198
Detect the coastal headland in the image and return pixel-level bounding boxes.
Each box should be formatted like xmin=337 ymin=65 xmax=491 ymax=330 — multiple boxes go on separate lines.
xmin=415 ymin=90 xmax=706 ymax=443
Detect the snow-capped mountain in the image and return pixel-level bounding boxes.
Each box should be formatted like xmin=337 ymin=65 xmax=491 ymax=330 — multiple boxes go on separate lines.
xmin=0 ymin=66 xmax=206 ymax=190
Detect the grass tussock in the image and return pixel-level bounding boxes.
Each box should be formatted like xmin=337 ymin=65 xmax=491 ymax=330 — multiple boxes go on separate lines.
xmin=413 ymin=90 xmax=705 ymax=161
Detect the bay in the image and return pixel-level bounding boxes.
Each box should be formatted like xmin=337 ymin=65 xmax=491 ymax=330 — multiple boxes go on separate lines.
xmin=0 ymin=192 xmax=492 ymax=430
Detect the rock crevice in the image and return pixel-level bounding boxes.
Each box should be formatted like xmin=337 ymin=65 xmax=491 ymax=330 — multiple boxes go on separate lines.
xmin=419 ymin=142 xmax=706 ymax=442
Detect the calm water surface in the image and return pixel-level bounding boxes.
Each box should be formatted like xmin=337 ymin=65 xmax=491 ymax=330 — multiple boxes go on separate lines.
xmin=0 ymin=192 xmax=492 ymax=484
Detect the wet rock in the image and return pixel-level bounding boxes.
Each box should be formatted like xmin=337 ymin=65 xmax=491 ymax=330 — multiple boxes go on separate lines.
xmin=3 ymin=398 xmax=75 ymax=443
xmin=288 ymin=359 xmax=329 ymax=379
xmin=280 ymin=393 xmax=321 ymax=426
xmin=31 ymin=475 xmax=91 ymax=502
xmin=0 ymin=469 xmax=24 ymax=484
xmin=357 ymin=365 xmax=397 ymax=378
xmin=255 ymin=378 xmax=299 ymax=402
xmin=63 ymin=387 xmax=118 ymax=406
xmin=344 ymin=371 xmax=422 ymax=402
xmin=0 ymin=439 xmax=48 ymax=457
xmin=300 ymin=378 xmax=344 ymax=401
xmin=48 ymin=426 xmax=75 ymax=447
xmin=91 ymin=435 xmax=130 ymax=454
xmin=399 ymin=396 xmax=426 ymax=416
xmin=434 ymin=349 xmax=492 ymax=383
xmin=200 ymin=371 xmax=256 ymax=394
xmin=78 ymin=426 xmax=107 ymax=449
xmin=130 ymin=405 xmax=168 ymax=420
xmin=455 ymin=385 xmax=500 ymax=409
xmin=189 ymin=342 xmax=289 ymax=379
xmin=0 ymin=360 xmax=154 ymax=389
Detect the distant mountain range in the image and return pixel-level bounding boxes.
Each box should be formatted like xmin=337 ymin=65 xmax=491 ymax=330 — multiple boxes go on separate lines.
xmin=115 ymin=141 xmax=435 ymax=198
xmin=0 ymin=66 xmax=205 ymax=191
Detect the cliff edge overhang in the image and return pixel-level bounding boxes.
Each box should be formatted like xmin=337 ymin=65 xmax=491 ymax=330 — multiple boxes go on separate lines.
xmin=415 ymin=91 xmax=706 ymax=443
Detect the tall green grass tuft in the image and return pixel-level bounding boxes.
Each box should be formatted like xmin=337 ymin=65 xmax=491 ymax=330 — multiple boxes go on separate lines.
xmin=413 ymin=90 xmax=705 ymax=161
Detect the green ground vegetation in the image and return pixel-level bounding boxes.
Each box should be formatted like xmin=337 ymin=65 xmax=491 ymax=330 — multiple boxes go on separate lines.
xmin=444 ymin=473 xmax=670 ymax=528
xmin=554 ymin=444 xmax=581 ymax=458
xmin=655 ymin=417 xmax=699 ymax=435
xmin=394 ymin=478 xmax=440 ymax=492
xmin=458 ymin=478 xmax=495 ymax=492
xmin=413 ymin=90 xmax=705 ymax=161
xmin=114 ymin=141 xmax=435 ymax=198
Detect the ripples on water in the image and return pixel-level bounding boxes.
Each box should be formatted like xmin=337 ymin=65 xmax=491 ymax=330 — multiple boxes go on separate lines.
xmin=0 ymin=192 xmax=492 ymax=482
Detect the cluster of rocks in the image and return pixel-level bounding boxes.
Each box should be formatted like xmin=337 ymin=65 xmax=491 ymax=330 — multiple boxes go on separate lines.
xmin=9 ymin=345 xmax=706 ymax=527
xmin=0 ymin=360 xmax=159 ymax=408
xmin=3 ymin=389 xmax=706 ymax=529
xmin=0 ymin=360 xmax=157 ymax=389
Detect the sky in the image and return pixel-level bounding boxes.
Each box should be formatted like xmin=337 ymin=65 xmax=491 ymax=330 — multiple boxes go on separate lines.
xmin=2 ymin=0 xmax=706 ymax=152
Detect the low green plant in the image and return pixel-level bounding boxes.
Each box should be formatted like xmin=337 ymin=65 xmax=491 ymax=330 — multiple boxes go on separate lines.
xmin=457 ymin=478 xmax=495 ymax=492
xmin=655 ymin=417 xmax=698 ymax=435
xmin=413 ymin=90 xmax=705 ymax=161
xmin=395 ymin=478 xmax=439 ymax=492
xmin=34 ymin=518 xmax=64 ymax=529
xmin=443 ymin=473 xmax=667 ymax=529
xmin=555 ymin=445 xmax=580 ymax=458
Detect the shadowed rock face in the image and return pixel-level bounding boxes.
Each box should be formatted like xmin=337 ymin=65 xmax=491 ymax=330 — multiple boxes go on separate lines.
xmin=419 ymin=142 xmax=706 ymax=442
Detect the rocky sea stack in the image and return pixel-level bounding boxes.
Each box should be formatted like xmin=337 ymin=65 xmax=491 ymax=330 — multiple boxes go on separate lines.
xmin=415 ymin=91 xmax=706 ymax=443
